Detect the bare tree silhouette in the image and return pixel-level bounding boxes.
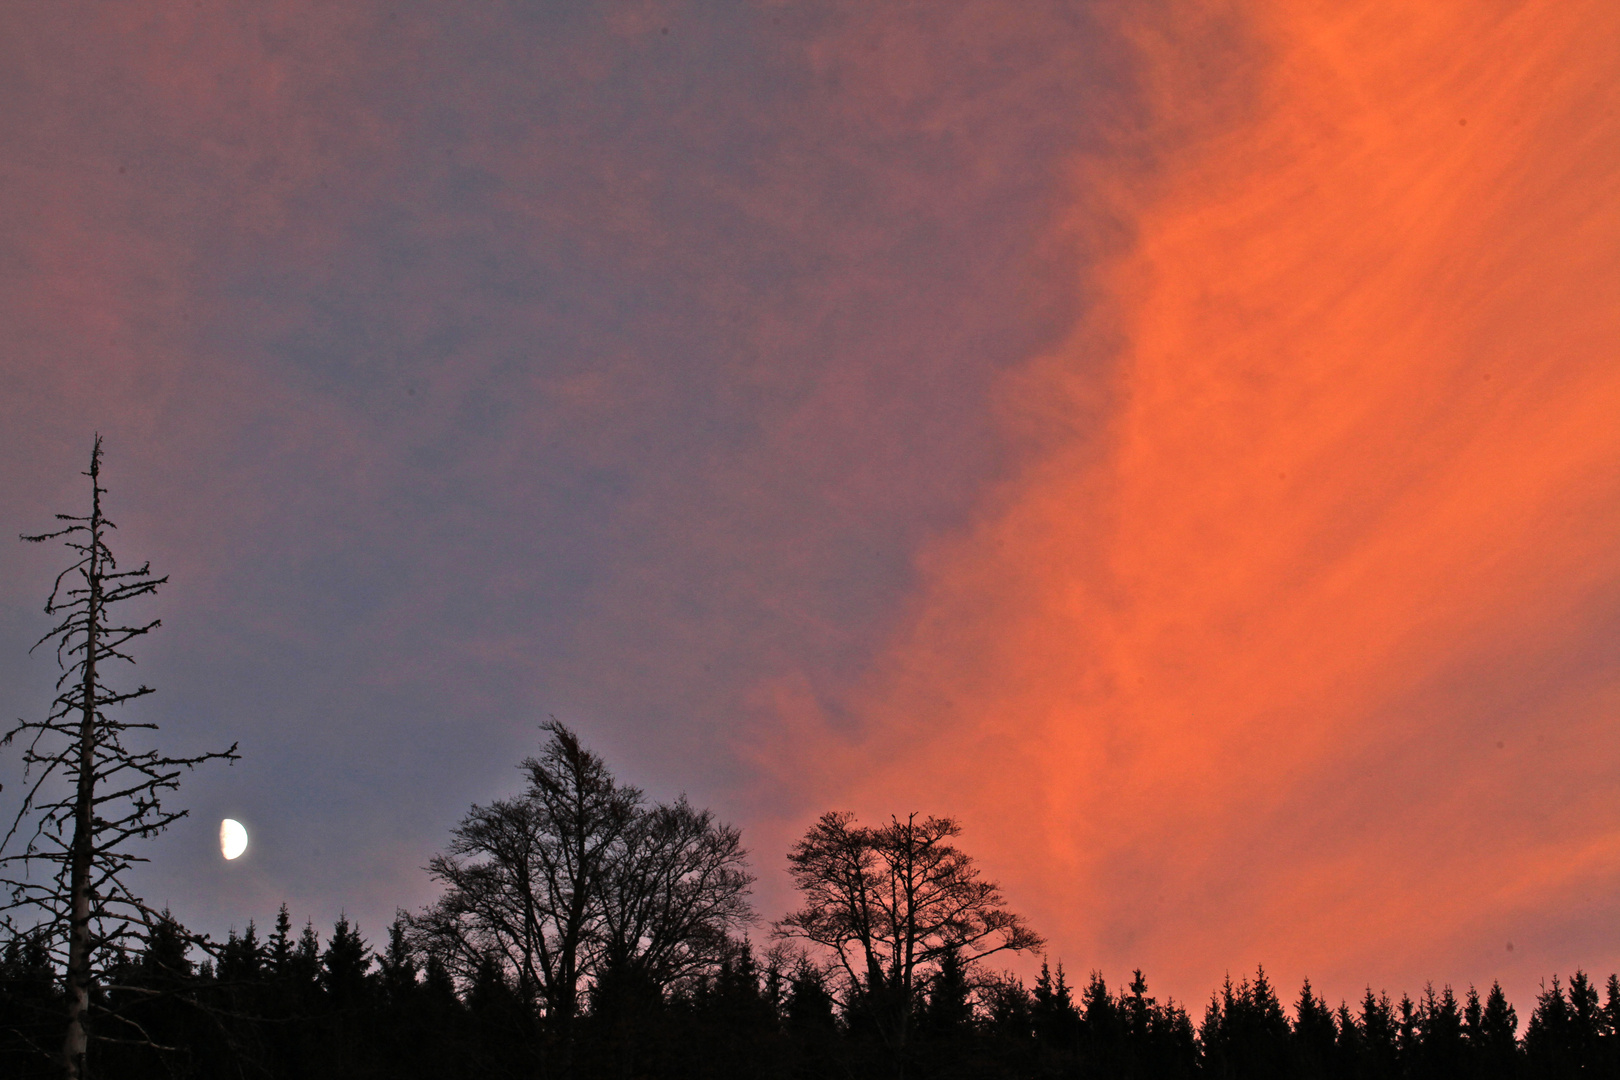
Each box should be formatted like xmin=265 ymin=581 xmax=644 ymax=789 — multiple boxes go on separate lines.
xmin=1 ymin=437 xmax=238 ymax=1079
xmin=775 ymin=811 xmax=1043 ymax=1068
xmin=597 ymin=794 xmax=753 ymax=988
xmin=413 ymin=721 xmax=638 ymax=1064
xmin=412 ymin=720 xmax=754 ymax=1078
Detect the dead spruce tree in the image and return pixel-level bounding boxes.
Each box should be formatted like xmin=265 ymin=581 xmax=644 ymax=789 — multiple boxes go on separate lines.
xmin=1 ymin=437 xmax=238 ymax=1079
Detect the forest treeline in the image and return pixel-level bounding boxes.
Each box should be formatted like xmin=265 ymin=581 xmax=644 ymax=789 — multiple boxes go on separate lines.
xmin=3 ymin=722 xmax=1618 ymax=1079
xmin=4 ymin=905 xmax=1619 ymax=1079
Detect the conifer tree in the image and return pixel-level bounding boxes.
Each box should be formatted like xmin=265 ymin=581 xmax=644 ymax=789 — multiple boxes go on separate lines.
xmin=1477 ymin=981 xmax=1521 ymax=1078
xmin=1 ymin=438 xmax=237 ymax=1078
xmin=1248 ymin=966 xmax=1290 ymax=1041
xmin=1202 ymin=967 xmax=1289 ymax=1078
xmin=1291 ymin=978 xmax=1337 ymax=1076
xmin=1463 ymin=983 xmax=1484 ymax=1041
xmin=1525 ymin=974 xmax=1571 ymax=1074
xmin=1154 ymin=997 xmax=1198 ymax=1079
xmin=1396 ymin=992 xmax=1422 ymax=1066
xmin=319 ymin=915 xmax=371 ymax=1077
xmin=268 ymin=904 xmax=294 ymax=976
xmin=977 ymin=970 xmax=1032 ymax=1045
xmin=781 ymin=958 xmax=839 ymax=1076
xmin=0 ymin=927 xmax=59 ymax=1072
xmin=1122 ymin=968 xmax=1154 ymax=1043
xmin=378 ymin=918 xmax=420 ymax=1009
xmin=1082 ymin=968 xmax=1120 ymax=1061
xmin=1031 ymin=958 xmax=1078 ymax=1049
xmin=1333 ymin=999 xmax=1361 ymax=1066
xmin=291 ymin=920 xmax=322 ymax=997
xmin=1603 ymin=973 xmax=1620 ymax=1074
xmin=1566 ymin=970 xmax=1602 ymax=1068
xmin=783 ymin=957 xmax=836 ymax=1036
xmin=920 ymin=945 xmax=971 ymax=1038
xmin=1358 ymin=987 xmax=1398 ymax=1076
xmin=1199 ymin=974 xmax=1234 ymax=1070
xmin=1418 ymin=982 xmax=1465 ymax=1078
xmin=320 ymin=915 xmax=369 ymax=1008
xmin=220 ymin=921 xmax=263 ymax=984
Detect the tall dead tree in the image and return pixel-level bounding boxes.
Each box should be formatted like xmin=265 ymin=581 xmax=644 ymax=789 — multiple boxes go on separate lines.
xmin=1 ymin=437 xmax=238 ymax=1079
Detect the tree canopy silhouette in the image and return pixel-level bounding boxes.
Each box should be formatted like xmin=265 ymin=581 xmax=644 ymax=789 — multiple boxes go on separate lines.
xmin=775 ymin=811 xmax=1043 ymax=1063
xmin=411 ymin=720 xmax=752 ymax=1076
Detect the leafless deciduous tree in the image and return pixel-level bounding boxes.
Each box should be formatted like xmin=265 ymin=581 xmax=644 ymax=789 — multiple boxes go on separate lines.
xmin=1 ymin=437 xmax=238 ymax=1079
xmin=597 ymin=795 xmax=752 ymax=987
xmin=775 ymin=811 xmax=1043 ymax=1057
xmin=411 ymin=721 xmax=752 ymax=1071
xmin=413 ymin=721 xmax=638 ymax=1046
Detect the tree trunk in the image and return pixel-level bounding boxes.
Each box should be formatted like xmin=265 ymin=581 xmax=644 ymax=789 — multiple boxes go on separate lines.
xmin=61 ymin=500 xmax=101 ymax=1080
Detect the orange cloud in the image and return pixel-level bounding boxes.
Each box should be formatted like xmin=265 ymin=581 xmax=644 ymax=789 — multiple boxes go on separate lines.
xmin=770 ymin=0 xmax=1620 ymax=1010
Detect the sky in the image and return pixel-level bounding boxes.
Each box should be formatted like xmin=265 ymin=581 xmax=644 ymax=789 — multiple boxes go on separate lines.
xmin=2 ymin=0 xmax=1618 ymax=1016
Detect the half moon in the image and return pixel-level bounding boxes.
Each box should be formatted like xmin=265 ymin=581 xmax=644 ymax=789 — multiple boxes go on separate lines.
xmin=220 ymin=818 xmax=248 ymax=860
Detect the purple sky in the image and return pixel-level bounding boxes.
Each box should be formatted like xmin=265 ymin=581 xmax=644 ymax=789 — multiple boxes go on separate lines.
xmin=1 ymin=2 xmax=1124 ymax=954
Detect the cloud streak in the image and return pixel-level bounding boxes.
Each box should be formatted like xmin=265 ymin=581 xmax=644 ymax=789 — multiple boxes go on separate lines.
xmin=789 ymin=0 xmax=1620 ymax=1009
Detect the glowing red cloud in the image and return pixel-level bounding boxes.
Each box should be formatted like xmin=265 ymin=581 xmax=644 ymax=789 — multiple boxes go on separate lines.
xmin=757 ymin=0 xmax=1620 ymax=1010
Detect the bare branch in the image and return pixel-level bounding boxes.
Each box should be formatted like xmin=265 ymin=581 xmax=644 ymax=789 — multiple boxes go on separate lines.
xmin=2 ymin=437 xmax=238 ymax=1078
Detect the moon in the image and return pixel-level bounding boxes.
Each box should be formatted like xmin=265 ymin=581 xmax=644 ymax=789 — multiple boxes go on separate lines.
xmin=220 ymin=819 xmax=248 ymax=860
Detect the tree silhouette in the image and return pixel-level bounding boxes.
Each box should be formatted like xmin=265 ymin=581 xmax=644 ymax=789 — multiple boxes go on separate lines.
xmin=1290 ymin=978 xmax=1336 ymax=1078
xmin=0 ymin=437 xmax=237 ymax=1078
xmin=596 ymin=795 xmax=753 ymax=992
xmin=413 ymin=720 xmax=753 ymax=1077
xmin=1471 ymin=980 xmax=1521 ymax=1079
xmin=775 ymin=810 xmax=1042 ymax=1069
xmin=413 ymin=720 xmax=637 ymax=1071
xmin=1564 ymin=970 xmax=1602 ymax=1071
xmin=1357 ymin=987 xmax=1398 ymax=1077
xmin=1523 ymin=971 xmax=1604 ymax=1076
xmin=919 ymin=944 xmax=972 ymax=1039
xmin=1199 ymin=968 xmax=1290 ymax=1079
xmin=6 ymin=836 xmax=1619 ymax=1078
xmin=1032 ymin=957 xmax=1080 ymax=1053
xmin=1417 ymin=982 xmax=1465 ymax=1078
